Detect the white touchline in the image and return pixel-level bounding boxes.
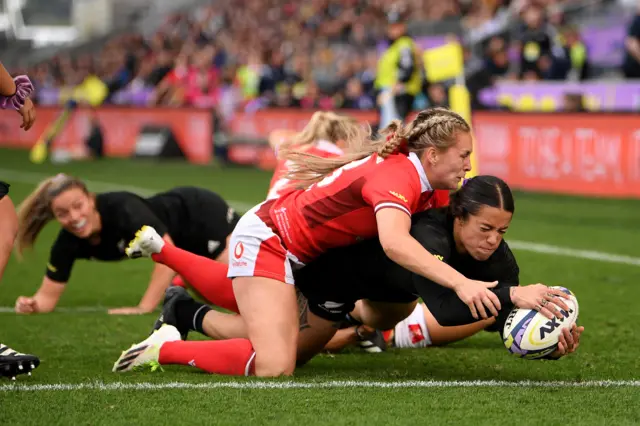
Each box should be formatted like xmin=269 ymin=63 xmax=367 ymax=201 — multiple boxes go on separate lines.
xmin=2 ymin=168 xmax=640 ymax=271
xmin=1 ymin=380 xmax=640 ymax=392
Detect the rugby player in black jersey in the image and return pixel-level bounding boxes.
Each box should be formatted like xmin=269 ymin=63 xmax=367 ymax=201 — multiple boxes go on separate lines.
xmin=114 ymin=176 xmax=582 ymax=374
xmin=13 ymin=174 xmax=239 ymax=315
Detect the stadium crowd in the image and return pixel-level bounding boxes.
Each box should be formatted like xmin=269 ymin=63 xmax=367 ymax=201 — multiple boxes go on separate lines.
xmin=11 ymin=0 xmax=626 ymax=112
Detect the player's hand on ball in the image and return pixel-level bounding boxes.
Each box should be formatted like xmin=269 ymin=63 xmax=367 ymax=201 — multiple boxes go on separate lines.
xmin=510 ymin=284 xmax=571 ymax=320
xmin=18 ymin=98 xmax=36 ymax=131
xmin=455 ymin=279 xmax=501 ymax=320
xmin=15 ymin=296 xmax=37 ymax=314
xmin=108 ymin=306 xmax=150 ymax=315
xmin=550 ymin=324 xmax=584 ymax=359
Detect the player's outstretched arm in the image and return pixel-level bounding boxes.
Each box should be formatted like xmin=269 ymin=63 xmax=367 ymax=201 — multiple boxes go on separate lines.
xmin=15 ymin=276 xmax=66 ymax=314
xmin=375 ymin=208 xmax=501 ymax=320
xmin=109 ymin=234 xmax=176 ymax=315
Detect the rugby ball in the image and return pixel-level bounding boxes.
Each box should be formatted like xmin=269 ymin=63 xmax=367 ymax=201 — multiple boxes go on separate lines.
xmin=503 ymin=286 xmax=579 ymax=360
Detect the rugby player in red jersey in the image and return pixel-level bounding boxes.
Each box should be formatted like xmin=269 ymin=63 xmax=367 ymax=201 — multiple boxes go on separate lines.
xmin=116 ymin=108 xmax=500 ymax=377
xmin=113 ymin=176 xmax=577 ymax=376
xmin=159 ymin=111 xmax=362 ymax=310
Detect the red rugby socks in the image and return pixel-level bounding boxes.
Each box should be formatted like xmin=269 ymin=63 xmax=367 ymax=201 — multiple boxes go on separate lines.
xmin=152 ymin=244 xmax=239 ymax=313
xmin=159 ymin=339 xmax=255 ymax=376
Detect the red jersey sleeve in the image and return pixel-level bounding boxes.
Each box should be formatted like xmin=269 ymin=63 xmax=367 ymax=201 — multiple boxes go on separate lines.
xmin=361 ymin=156 xmax=422 ymax=217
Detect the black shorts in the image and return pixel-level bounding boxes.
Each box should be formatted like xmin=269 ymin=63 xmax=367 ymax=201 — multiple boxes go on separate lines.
xmin=0 ymin=181 xmax=9 ymax=200
xmin=294 ymin=242 xmax=418 ymax=322
xmin=156 ymin=187 xmax=241 ymax=260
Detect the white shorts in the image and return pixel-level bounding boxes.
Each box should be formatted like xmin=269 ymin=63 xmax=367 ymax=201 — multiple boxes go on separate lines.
xmin=227 ymin=203 xmax=304 ymax=284
xmin=393 ymin=303 xmax=432 ymax=349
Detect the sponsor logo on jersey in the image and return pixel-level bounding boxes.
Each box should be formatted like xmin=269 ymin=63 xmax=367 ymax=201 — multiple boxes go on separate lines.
xmin=433 ymin=254 xmax=444 ymax=261
xmin=234 ymin=242 xmax=244 ymax=259
xmin=46 ymin=263 xmax=57 ymax=273
xmin=389 ymin=191 xmax=408 ymax=203
xmin=232 ymin=241 xmax=248 ymax=267
xmin=408 ymin=323 xmax=425 ymax=344
xmin=208 ymin=240 xmax=220 ymax=254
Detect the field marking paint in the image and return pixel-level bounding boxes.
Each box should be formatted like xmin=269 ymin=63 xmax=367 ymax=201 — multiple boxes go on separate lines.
xmin=0 ymin=306 xmax=106 ymax=313
xmin=508 ymin=241 xmax=640 ymax=267
xmin=1 ymin=380 xmax=639 ymax=392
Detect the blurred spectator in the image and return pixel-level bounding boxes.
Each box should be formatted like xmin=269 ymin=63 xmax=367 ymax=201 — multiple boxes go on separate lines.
xmin=19 ymin=0 xmax=602 ymax=115
xmin=622 ymin=5 xmax=640 ymax=78
xmin=426 ymin=83 xmax=449 ymax=108
xmin=562 ymin=92 xmax=586 ymax=112
xmin=374 ymin=8 xmax=422 ymax=127
xmin=514 ymin=5 xmax=555 ymax=80
xmin=183 ymin=46 xmax=219 ymax=108
xmin=341 ymin=78 xmax=375 ymax=109
xmin=484 ymin=36 xmax=511 ymax=80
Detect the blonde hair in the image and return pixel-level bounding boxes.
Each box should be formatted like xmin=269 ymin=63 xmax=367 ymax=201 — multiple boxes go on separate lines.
xmin=284 ymin=107 xmax=471 ymax=187
xmin=16 ymin=173 xmax=89 ymax=257
xmin=277 ymin=111 xmax=369 ymax=159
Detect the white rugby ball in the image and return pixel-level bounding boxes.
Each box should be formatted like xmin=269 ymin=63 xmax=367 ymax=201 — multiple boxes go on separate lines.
xmin=503 ymin=286 xmax=579 ymax=359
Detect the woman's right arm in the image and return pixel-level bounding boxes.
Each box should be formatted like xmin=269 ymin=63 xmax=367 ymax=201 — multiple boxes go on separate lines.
xmin=15 ymin=276 xmax=66 ymax=314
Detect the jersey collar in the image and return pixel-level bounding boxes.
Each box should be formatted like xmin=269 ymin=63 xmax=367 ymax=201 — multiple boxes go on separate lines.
xmin=408 ymin=152 xmax=432 ymax=193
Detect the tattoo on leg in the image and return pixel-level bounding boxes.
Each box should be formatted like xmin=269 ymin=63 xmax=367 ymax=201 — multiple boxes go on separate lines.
xmin=297 ymin=290 xmax=311 ymax=331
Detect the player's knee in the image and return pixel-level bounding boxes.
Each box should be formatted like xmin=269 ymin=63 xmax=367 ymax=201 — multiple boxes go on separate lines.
xmin=254 ymin=356 xmax=295 ymax=377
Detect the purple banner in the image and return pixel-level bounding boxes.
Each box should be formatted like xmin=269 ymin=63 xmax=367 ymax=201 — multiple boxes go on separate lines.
xmin=581 ymin=23 xmax=626 ymax=67
xmin=479 ymin=81 xmax=640 ymax=111
xmin=34 ymin=86 xmax=155 ymax=106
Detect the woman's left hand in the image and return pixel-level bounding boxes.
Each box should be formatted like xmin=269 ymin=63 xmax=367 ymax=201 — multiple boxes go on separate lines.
xmin=108 ymin=306 xmax=152 ymax=315
xmin=549 ymin=324 xmax=584 ymax=359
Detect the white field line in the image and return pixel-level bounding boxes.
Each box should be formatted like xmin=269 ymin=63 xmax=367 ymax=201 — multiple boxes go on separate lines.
xmin=1 ymin=380 xmax=640 ymax=392
xmin=0 ymin=306 xmax=107 ymax=313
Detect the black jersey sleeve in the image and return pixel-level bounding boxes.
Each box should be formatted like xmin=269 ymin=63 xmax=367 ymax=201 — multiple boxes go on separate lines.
xmin=119 ymin=196 xmax=168 ymax=238
xmin=485 ymin=242 xmax=520 ymax=333
xmin=0 ymin=181 xmax=9 ymax=199
xmin=45 ymin=230 xmax=81 ymax=283
xmin=412 ymin=239 xmax=520 ymax=328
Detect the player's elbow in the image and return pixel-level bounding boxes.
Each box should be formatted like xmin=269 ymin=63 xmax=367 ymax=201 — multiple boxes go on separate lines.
xmin=379 ymin=233 xmax=409 ymax=264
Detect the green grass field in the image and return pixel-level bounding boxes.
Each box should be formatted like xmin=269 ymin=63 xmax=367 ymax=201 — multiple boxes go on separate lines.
xmin=1 ymin=147 xmax=640 ymax=425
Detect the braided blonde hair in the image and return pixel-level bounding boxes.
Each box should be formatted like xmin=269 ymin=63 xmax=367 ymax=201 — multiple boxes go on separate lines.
xmin=284 ymin=107 xmax=471 ymax=187
xmin=16 ymin=174 xmax=89 ymax=257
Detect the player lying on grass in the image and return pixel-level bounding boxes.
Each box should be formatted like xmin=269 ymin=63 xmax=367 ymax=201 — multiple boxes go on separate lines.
xmin=115 ymin=108 xmax=507 ymax=377
xmin=0 ymin=66 xmax=39 ymax=379
xmin=114 ymin=178 xmax=581 ymax=375
xmin=13 ymin=178 xmax=240 ymax=315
